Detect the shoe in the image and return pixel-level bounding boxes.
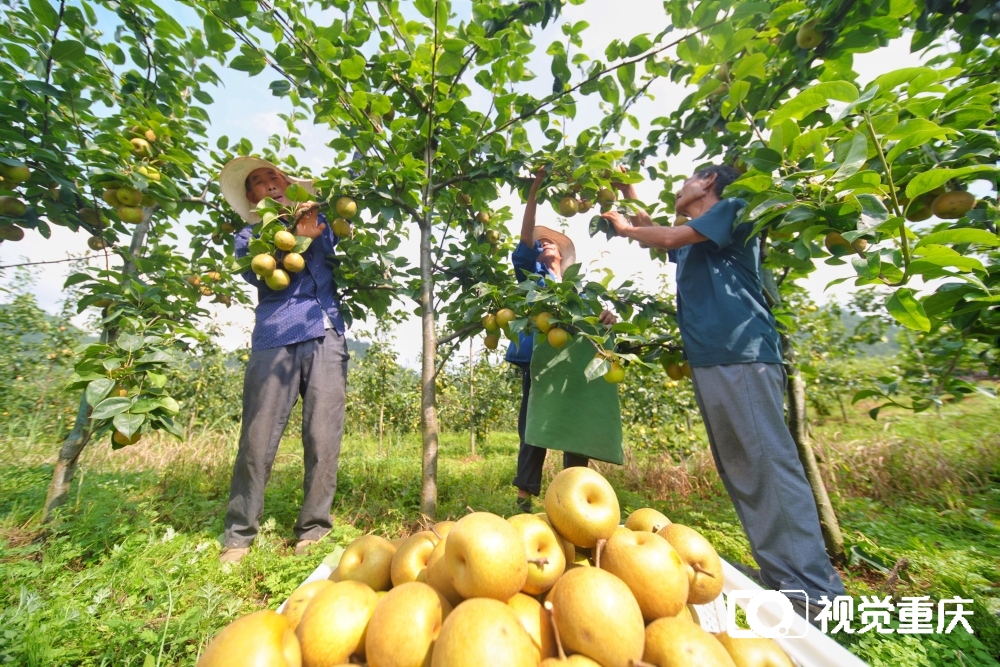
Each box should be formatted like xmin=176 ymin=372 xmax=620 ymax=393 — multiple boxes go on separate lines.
xmin=219 ymin=547 xmax=249 ymax=564
xmin=516 ymin=496 xmax=532 ymax=514
xmin=294 ymin=539 xmax=319 ymax=556
xmin=790 ymin=597 xmax=826 ymax=630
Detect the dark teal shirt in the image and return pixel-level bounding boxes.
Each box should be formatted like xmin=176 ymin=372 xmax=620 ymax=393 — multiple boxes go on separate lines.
xmin=669 ymin=198 xmax=783 ymax=367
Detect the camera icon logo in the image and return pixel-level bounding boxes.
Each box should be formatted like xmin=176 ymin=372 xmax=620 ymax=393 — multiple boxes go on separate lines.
xmin=727 ymin=590 xmax=809 ymax=639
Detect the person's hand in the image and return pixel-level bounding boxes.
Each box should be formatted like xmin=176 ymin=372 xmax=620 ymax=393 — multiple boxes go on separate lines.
xmin=293 ymin=202 xmax=326 ymax=239
xmin=599 ymin=309 xmax=617 ymax=326
xmin=612 ymin=165 xmax=630 ymax=194
xmin=529 ymin=165 xmax=548 ymax=193
xmin=600 ymin=210 xmax=631 ymax=236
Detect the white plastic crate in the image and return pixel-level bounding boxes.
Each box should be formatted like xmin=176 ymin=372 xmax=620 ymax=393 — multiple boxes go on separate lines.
xmin=283 ymin=549 xmax=867 ymax=667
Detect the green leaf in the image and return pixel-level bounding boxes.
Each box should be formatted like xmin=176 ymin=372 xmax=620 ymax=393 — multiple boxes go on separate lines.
xmin=584 ymin=355 xmax=610 ymax=382
xmin=91 ymin=397 xmax=133 ymax=420
xmin=159 ymin=396 xmax=181 ymax=414
xmin=915 ymin=229 xmax=999 ymax=249
xmin=30 ymin=0 xmax=60 ymax=29
xmin=113 ymin=412 xmax=145 ymax=438
xmin=340 ymin=54 xmax=367 ymax=80
xmin=85 ymin=379 xmax=114 ymax=408
xmin=284 ymin=183 xmax=311 ymax=203
xmin=885 ymin=288 xmax=930 ymax=331
xmin=291 ymin=236 xmax=313 ymax=253
xmin=730 ymin=53 xmax=767 ymax=81
xmin=830 ymin=132 xmax=868 ymax=181
xmin=116 ymin=333 xmax=145 ymax=353
xmin=744 ymin=148 xmax=782 ymax=173
xmin=50 ymin=40 xmax=86 ymax=63
xmin=905 ymin=165 xmax=1000 ymax=199
xmin=768 ymin=91 xmax=828 ymax=127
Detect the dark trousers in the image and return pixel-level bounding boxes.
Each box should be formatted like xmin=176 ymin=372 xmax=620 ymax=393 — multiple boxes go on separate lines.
xmin=223 ymin=330 xmax=349 ymax=548
xmin=512 ymin=367 xmax=589 ymax=496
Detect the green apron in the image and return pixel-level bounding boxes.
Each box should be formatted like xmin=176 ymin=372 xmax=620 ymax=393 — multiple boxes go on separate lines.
xmin=525 ymin=335 xmax=624 ymax=465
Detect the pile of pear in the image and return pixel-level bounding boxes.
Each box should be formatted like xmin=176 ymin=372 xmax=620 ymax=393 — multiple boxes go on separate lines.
xmin=198 ymin=467 xmax=794 ymax=667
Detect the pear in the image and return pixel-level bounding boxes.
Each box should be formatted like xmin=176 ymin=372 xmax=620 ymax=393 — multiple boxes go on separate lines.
xmin=658 ymin=523 xmax=724 ymax=605
xmin=282 ymin=580 xmax=334 ymax=632
xmin=431 ymin=520 xmax=455 ymax=539
xmin=365 ymin=582 xmax=451 ymax=667
xmin=644 ymin=616 xmax=736 ymax=667
xmin=274 ymin=229 xmax=296 ymax=251
xmin=543 ymin=467 xmax=620 ymax=548
xmin=508 ymin=592 xmax=557 ymax=662
xmin=547 ymin=327 xmax=569 ymax=348
xmin=601 ymin=529 xmax=690 ymax=621
xmin=508 ymin=514 xmax=566 ymax=595
xmin=715 ymin=631 xmax=794 ymax=667
xmin=250 ymin=252 xmax=275 ymax=276
xmin=198 ymin=610 xmax=301 ymax=667
xmin=540 ymin=657 xmax=602 ymax=667
xmin=390 ymin=530 xmax=437 ymax=586
xmin=297 ymin=580 xmax=378 ymax=667
xmin=431 ymin=598 xmax=536 ymax=667
xmin=425 ymin=534 xmax=463 ymax=606
xmin=534 ymin=512 xmax=575 ymax=564
xmin=549 ymin=567 xmax=644 ymax=667
xmin=334 ymin=534 xmax=397 ymax=592
xmin=335 ymin=197 xmax=358 ymax=219
xmin=624 ymin=507 xmax=671 ymax=533
xmin=445 ymin=512 xmax=528 ymax=600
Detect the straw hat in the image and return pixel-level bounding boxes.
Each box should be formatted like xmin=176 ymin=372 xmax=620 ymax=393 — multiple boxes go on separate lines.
xmin=218 ymin=156 xmax=318 ymax=224
xmin=534 ymin=225 xmax=576 ymax=273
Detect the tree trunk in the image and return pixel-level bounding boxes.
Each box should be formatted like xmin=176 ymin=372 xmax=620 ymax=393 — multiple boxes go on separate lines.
xmin=786 ymin=354 xmax=846 ymax=565
xmin=42 ymin=217 xmax=151 ymax=521
xmin=469 ymin=338 xmax=476 ymax=457
xmin=418 ymin=220 xmax=440 ymax=519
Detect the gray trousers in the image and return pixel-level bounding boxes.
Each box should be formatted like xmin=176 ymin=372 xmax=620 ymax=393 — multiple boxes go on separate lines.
xmin=223 ymin=330 xmax=349 ymax=548
xmin=691 ymin=362 xmax=845 ymax=601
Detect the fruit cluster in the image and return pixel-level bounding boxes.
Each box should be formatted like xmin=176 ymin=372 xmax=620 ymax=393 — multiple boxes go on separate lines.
xmin=0 ymin=162 xmax=33 ymax=242
xmin=199 ymin=467 xmax=794 ymax=667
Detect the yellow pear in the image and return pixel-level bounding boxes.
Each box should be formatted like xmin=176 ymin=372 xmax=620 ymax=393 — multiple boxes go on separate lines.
xmin=365 ymin=582 xmax=451 ymax=667
xmin=431 ymin=520 xmax=455 ymax=539
xmin=430 ymin=598 xmax=536 ymax=667
xmin=335 ymin=534 xmax=397 ymax=592
xmin=534 ymin=512 xmax=575 ymax=564
xmin=198 ymin=610 xmax=301 ymax=667
xmin=282 ymin=580 xmax=334 ymax=632
xmin=445 ymin=512 xmax=528 ymax=600
xmin=297 ymin=580 xmax=378 ymax=667
xmin=390 ymin=530 xmax=437 ymax=586
xmin=543 ymin=467 xmax=620 ymax=548
xmin=425 ymin=535 xmax=463 ymax=606
xmin=601 ymin=529 xmax=690 ymax=621
xmin=644 ymin=616 xmax=736 ymax=667
xmin=508 ymin=592 xmax=556 ymax=662
xmin=715 ymin=631 xmax=794 ymax=667
xmin=549 ymin=567 xmax=644 ymax=667
xmin=508 ymin=514 xmax=566 ymax=595
xmin=658 ymin=523 xmax=724 ymax=605
xmin=540 ymin=657 xmax=602 ymax=667
xmin=624 ymin=507 xmax=671 ymax=533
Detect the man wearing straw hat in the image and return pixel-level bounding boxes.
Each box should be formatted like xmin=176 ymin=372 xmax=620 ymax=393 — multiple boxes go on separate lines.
xmin=509 ymin=168 xmax=618 ymax=513
xmin=216 ymin=156 xmax=350 ymax=563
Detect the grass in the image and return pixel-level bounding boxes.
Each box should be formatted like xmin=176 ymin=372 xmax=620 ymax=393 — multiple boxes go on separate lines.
xmin=1 ymin=398 xmax=998 ymax=666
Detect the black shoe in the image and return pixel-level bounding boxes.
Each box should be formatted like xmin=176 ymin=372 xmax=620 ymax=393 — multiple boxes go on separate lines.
xmin=731 ymin=562 xmax=766 ymax=588
xmin=790 ymin=597 xmax=826 ymax=630
xmin=516 ymin=496 xmax=532 ymax=514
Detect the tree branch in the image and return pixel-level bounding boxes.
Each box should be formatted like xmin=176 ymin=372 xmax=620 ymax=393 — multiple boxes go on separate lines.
xmin=436 ymin=321 xmax=482 ymax=347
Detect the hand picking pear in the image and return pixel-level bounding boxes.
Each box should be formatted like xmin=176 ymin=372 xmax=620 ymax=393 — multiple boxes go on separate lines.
xmin=282 ymin=580 xmax=334 ymax=631
xmin=198 ymin=610 xmax=301 ymax=667
xmin=507 ymin=592 xmax=557 ymax=662
xmin=430 ymin=598 xmax=537 ymax=667
xmin=508 ymin=514 xmax=566 ymax=595
xmin=543 ymin=467 xmax=620 ymax=548
xmin=365 ymin=582 xmax=451 ymax=667
xmin=643 ymin=616 xmax=736 ymax=667
xmin=334 ymin=534 xmax=397 ymax=592
xmin=445 ymin=512 xmax=528 ymax=600
xmin=624 ymin=507 xmax=671 ymax=533
xmin=390 ymin=531 xmax=437 ymax=586
xmin=715 ymin=631 xmax=794 ymax=667
xmin=658 ymin=523 xmax=724 ymax=604
xmin=601 ymin=529 xmax=689 ymax=621
xmin=297 ymin=580 xmax=379 ymax=667
xmin=549 ymin=567 xmax=644 ymax=667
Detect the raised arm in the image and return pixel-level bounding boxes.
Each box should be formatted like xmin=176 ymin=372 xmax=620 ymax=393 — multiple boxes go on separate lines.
xmin=520 ymin=167 xmax=547 ymax=246
xmin=612 ymin=168 xmax=654 ymax=228
xmin=600 ymin=210 xmax=707 ymax=251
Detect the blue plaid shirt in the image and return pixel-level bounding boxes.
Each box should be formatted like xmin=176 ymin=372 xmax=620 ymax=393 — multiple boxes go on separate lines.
xmin=235 ymin=212 xmax=347 ymax=350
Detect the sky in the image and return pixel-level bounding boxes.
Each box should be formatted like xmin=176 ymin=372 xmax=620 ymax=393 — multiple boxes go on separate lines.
xmin=0 ymin=1 xmax=957 ymax=367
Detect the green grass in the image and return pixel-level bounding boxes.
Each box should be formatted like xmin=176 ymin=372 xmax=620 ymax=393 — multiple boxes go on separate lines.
xmin=1 ymin=400 xmax=998 ymax=666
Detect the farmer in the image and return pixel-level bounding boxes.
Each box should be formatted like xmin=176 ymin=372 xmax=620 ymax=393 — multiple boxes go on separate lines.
xmin=217 ymin=156 xmax=349 ymax=563
xmin=509 ymin=168 xmax=617 ymax=514
xmin=600 ymin=165 xmax=845 ymax=614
